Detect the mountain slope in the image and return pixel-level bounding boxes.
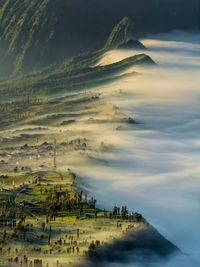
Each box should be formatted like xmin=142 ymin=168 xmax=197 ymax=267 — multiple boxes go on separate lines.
xmin=104 ymin=17 xmax=147 ymax=51
xmin=104 ymin=17 xmax=134 ymax=49
xmin=0 ymin=15 xmax=156 ymax=99
xmin=0 ymin=0 xmax=56 ymax=75
xmin=0 ymin=53 xmax=155 ymax=100
xmin=0 ymin=0 xmax=199 ymax=76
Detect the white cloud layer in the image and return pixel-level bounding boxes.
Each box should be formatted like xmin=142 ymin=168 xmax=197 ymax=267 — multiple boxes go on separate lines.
xmin=75 ymin=31 xmax=200 ymax=266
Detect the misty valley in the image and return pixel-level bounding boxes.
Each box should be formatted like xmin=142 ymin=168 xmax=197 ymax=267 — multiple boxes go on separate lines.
xmin=0 ymin=1 xmax=199 ymax=267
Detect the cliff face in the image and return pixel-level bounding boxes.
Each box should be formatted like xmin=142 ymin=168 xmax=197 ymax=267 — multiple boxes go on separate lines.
xmin=0 ymin=0 xmax=199 ymax=76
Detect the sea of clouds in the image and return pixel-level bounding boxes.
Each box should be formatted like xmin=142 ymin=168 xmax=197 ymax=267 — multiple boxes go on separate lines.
xmin=76 ymin=30 xmax=200 ymax=267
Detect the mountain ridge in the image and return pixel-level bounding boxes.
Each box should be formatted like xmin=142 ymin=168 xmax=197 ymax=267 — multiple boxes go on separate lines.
xmin=104 ymin=17 xmax=133 ymax=49
xmin=0 ymin=0 xmax=199 ymax=76
xmin=0 ymin=53 xmax=155 ymax=100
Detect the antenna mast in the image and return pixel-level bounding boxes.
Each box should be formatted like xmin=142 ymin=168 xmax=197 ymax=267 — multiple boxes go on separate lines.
xmin=35 ymin=138 xmax=40 ymax=171
xmin=53 ymin=139 xmax=57 ymax=170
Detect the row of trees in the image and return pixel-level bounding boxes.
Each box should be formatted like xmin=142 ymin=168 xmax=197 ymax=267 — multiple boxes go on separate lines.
xmin=112 ymin=206 xmax=143 ymax=221
xmin=45 ymin=188 xmax=97 ymax=220
xmin=112 ymin=206 xmax=129 ymax=219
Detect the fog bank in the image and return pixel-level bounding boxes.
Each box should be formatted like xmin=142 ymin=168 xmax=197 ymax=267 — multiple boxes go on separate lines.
xmin=74 ymin=31 xmax=200 ymax=266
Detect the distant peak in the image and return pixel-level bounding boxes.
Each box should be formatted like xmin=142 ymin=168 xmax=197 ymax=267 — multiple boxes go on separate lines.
xmin=118 ymin=39 xmax=147 ymax=50
xmin=104 ymin=17 xmax=135 ymax=50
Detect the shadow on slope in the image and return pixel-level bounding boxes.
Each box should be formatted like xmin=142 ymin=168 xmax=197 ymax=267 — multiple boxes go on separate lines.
xmin=80 ymin=225 xmax=179 ymax=267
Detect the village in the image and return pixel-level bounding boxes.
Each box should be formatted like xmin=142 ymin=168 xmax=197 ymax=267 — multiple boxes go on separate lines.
xmin=0 ymin=167 xmax=146 ymax=267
